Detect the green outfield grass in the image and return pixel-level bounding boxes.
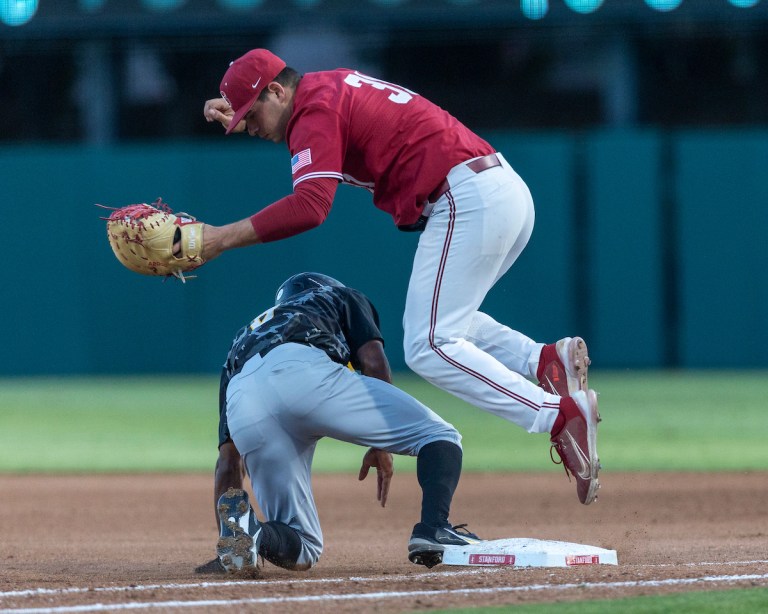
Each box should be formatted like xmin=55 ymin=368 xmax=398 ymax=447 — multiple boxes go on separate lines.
xmin=1 ymin=370 xmax=766 ymax=473
xmin=435 ymin=586 xmax=768 ymax=613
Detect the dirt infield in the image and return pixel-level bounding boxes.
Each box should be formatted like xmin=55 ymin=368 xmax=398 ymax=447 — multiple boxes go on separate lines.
xmin=2 ymin=472 xmax=767 ymax=612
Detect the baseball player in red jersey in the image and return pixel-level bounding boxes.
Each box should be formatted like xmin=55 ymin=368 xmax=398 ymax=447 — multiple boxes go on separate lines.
xmin=200 ymin=49 xmax=600 ymax=505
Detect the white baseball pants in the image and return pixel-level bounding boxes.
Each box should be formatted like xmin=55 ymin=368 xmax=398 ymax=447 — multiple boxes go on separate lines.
xmin=403 ymin=153 xmax=562 ymax=434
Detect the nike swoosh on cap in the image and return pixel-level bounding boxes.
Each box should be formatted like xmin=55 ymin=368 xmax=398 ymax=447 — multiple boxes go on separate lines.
xmin=251 ymin=77 xmax=262 ymax=89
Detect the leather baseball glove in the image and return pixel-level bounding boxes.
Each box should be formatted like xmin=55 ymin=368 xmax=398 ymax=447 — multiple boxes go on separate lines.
xmin=100 ymin=197 xmax=205 ymax=281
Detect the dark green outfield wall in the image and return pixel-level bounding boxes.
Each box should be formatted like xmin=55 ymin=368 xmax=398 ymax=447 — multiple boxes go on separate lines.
xmin=1 ymin=129 xmax=765 ymax=374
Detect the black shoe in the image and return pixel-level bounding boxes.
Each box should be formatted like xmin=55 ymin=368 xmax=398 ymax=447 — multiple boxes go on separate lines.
xmin=216 ymin=488 xmax=262 ymax=572
xmin=193 ymin=557 xmax=226 ymax=574
xmin=408 ymin=522 xmax=483 ymax=568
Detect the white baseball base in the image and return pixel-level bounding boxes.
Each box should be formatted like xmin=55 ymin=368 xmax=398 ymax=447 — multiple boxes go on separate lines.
xmin=440 ymin=538 xmax=618 ymax=567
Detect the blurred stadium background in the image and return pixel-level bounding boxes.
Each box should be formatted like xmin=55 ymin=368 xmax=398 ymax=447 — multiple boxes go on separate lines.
xmin=1 ymin=0 xmax=766 ymax=375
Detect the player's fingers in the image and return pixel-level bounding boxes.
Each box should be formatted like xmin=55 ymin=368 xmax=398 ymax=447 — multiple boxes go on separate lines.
xmin=378 ymin=452 xmax=394 ymax=478
xmin=378 ymin=471 xmax=391 ymax=507
xmin=204 ymin=99 xmax=229 ymax=121
xmin=228 ymin=119 xmax=246 ymax=134
xmin=205 ymin=110 xmax=231 ymax=129
xmin=204 ymin=106 xmax=218 ymax=123
xmin=376 ymin=451 xmax=393 ymax=507
xmin=358 ymin=460 xmax=371 ymax=481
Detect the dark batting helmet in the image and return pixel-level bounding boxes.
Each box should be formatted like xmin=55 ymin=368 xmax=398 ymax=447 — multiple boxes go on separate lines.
xmin=275 ymin=272 xmax=345 ymax=304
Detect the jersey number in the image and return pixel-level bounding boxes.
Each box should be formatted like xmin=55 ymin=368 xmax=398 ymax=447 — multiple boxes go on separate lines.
xmin=343 ymin=72 xmax=416 ymax=104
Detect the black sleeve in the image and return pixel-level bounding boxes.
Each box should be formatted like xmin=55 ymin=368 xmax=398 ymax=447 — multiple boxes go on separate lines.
xmin=341 ymin=288 xmax=385 ymax=364
xmin=217 ymin=366 xmax=233 ymax=449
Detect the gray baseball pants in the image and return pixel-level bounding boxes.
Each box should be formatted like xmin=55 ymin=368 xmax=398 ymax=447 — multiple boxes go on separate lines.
xmin=225 ymin=342 xmax=462 ymax=569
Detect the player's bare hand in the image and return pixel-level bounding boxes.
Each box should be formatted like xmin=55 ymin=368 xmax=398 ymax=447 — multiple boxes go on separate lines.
xmin=204 ymin=97 xmax=245 ymax=133
xmin=358 ymin=448 xmax=393 ymax=508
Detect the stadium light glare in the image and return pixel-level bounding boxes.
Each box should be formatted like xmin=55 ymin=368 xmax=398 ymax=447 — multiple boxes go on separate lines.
xmin=563 ymin=0 xmax=604 ymax=14
xmin=218 ymin=0 xmax=264 ymax=8
xmin=521 ymin=0 xmax=548 ymax=19
xmin=644 ymin=0 xmax=684 ymax=11
xmin=141 ymin=0 xmax=187 ymax=10
xmin=0 ymin=0 xmax=38 ymax=26
xmin=727 ymin=0 xmax=760 ymax=7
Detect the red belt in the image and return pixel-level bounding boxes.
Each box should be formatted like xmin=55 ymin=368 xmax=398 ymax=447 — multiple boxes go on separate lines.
xmin=428 ymin=153 xmax=502 ymax=204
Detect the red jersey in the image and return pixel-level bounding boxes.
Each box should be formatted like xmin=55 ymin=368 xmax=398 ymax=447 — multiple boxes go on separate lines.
xmin=249 ymin=70 xmax=494 ymax=241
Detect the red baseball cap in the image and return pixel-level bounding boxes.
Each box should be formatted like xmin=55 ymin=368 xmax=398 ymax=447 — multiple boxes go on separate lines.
xmin=219 ymin=49 xmax=287 ymax=135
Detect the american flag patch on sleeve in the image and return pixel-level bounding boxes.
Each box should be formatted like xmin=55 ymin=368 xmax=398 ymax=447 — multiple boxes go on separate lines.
xmin=291 ymin=148 xmax=312 ymax=175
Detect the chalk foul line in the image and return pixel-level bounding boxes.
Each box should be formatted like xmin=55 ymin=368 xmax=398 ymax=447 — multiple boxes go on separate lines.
xmin=1 ymin=561 xmax=768 ymax=613
xmin=2 ymin=573 xmax=768 ymax=613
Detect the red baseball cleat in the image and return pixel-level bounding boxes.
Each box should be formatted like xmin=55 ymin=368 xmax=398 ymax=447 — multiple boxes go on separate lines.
xmin=550 ymin=389 xmax=601 ymax=505
xmin=539 ymin=337 xmax=590 ymax=397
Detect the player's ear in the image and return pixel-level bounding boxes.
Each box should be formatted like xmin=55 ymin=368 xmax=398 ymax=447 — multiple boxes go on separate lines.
xmin=268 ymin=82 xmax=285 ymax=98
